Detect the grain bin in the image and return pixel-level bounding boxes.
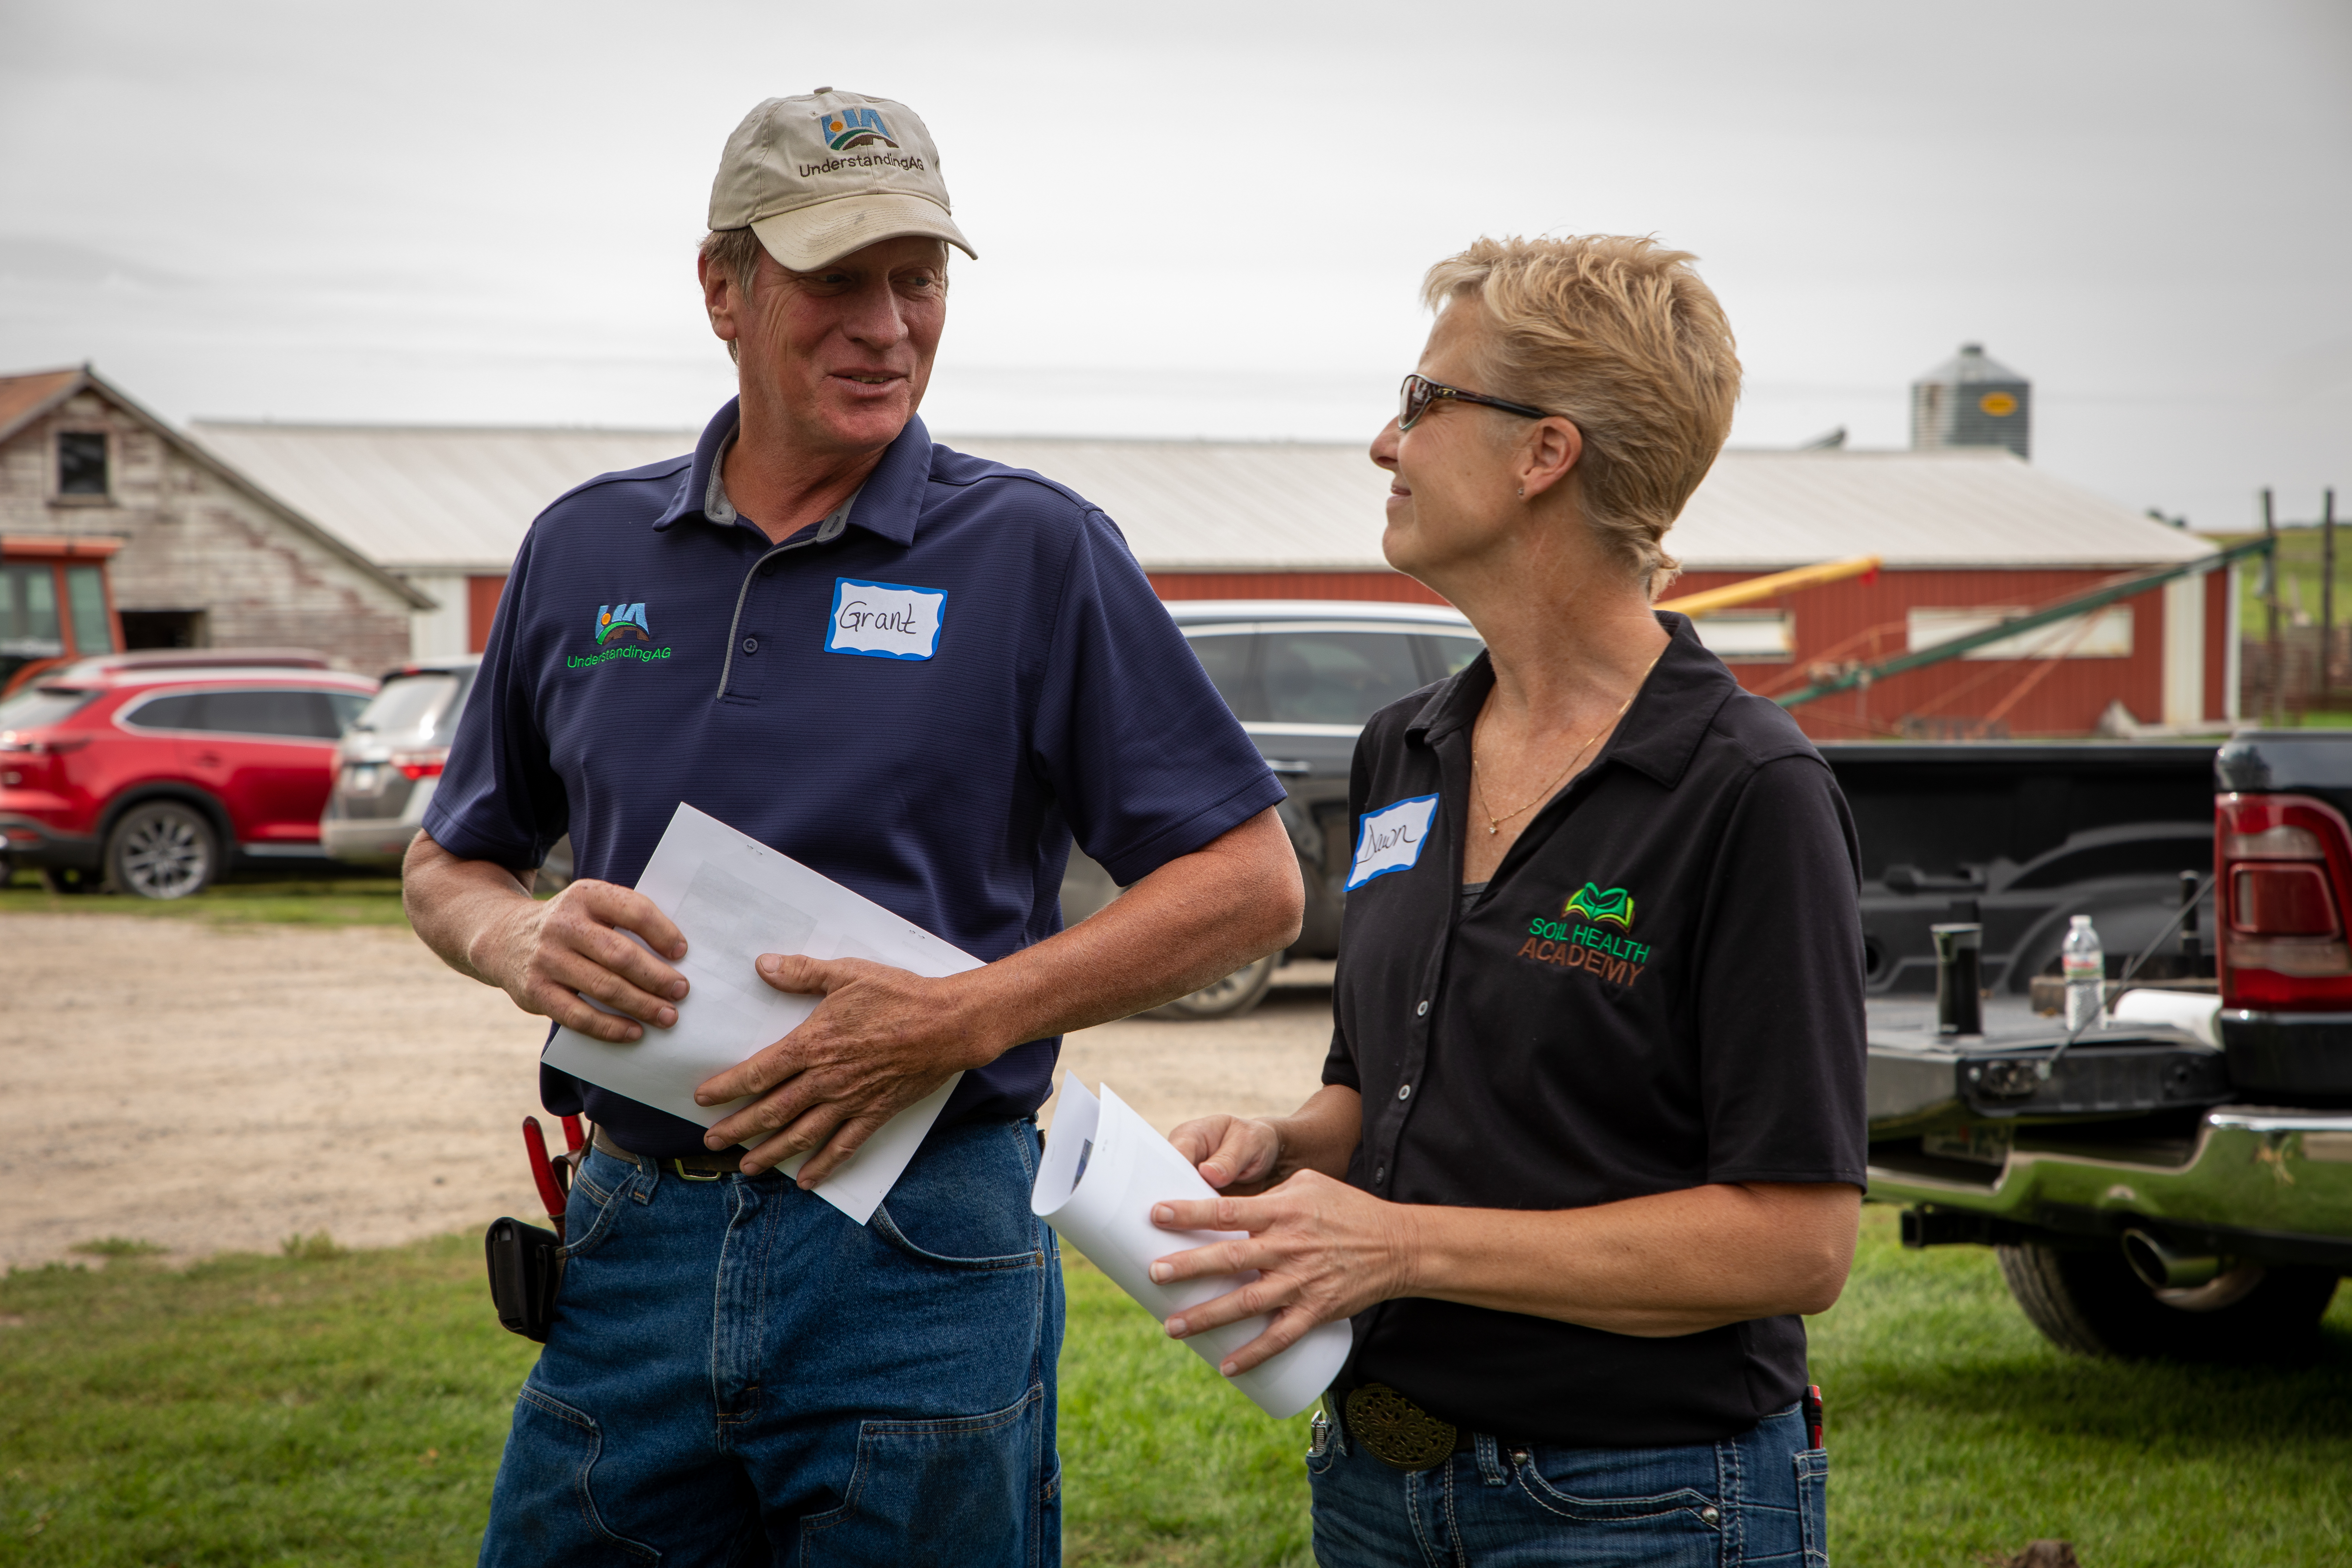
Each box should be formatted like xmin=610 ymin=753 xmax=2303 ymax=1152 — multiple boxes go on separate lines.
xmin=1911 ymin=342 xmax=2031 ymax=460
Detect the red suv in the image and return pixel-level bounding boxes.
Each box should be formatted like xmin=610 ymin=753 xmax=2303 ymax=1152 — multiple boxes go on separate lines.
xmin=0 ymin=656 xmax=377 ymax=898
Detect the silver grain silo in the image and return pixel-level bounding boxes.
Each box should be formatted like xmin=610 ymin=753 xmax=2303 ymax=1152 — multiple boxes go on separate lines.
xmin=1910 ymin=343 xmax=2030 ymax=460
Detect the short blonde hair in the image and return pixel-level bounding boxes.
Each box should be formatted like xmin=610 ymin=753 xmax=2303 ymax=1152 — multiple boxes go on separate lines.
xmin=1422 ymin=235 xmax=1740 ymax=595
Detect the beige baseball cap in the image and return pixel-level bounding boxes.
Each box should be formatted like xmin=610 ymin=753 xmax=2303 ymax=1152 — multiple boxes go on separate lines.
xmin=709 ymin=89 xmax=975 ymax=272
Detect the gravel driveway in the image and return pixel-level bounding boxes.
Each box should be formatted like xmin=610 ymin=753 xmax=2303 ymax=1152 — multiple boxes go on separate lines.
xmin=0 ymin=915 xmax=1332 ymax=1268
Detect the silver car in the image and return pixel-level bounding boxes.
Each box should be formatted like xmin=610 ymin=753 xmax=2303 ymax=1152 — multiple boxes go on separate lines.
xmin=321 ymin=655 xmax=570 ymax=886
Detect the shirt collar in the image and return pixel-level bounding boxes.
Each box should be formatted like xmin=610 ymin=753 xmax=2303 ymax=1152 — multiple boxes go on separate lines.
xmin=1407 ymin=611 xmax=1740 ymax=792
xmin=652 ymin=396 xmax=932 ymax=547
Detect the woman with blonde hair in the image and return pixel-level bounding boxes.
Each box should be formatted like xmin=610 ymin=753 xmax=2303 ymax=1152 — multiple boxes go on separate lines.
xmin=1149 ymin=236 xmax=1869 ymax=1564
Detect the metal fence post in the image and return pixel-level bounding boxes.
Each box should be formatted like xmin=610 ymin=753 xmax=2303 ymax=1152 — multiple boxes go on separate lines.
xmin=2264 ymin=488 xmax=2282 ymax=725
xmin=2328 ymin=488 xmax=2339 ymax=696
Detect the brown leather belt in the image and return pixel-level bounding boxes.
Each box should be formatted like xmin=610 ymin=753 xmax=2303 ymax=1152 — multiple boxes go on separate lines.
xmin=1338 ymin=1383 xmax=1466 ymax=1470
xmin=592 ymin=1124 xmax=750 ymax=1179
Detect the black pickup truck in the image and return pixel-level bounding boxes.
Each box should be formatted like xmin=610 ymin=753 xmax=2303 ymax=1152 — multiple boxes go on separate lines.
xmin=1850 ymin=734 xmax=2351 ymax=1360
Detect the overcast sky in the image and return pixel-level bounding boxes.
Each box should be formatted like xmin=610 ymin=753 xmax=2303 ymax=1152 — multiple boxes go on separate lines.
xmin=3 ymin=0 xmax=2345 ymax=534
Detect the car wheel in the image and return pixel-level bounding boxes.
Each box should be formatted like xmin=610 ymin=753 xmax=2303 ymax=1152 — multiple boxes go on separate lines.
xmin=105 ymin=802 xmax=218 ymax=900
xmin=1145 ymin=953 xmax=1281 ymax=1022
xmin=1996 ymin=1241 xmax=2339 ymax=1361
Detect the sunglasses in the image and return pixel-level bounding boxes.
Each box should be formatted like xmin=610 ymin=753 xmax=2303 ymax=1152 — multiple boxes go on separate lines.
xmin=1398 ymin=372 xmax=1553 ymax=431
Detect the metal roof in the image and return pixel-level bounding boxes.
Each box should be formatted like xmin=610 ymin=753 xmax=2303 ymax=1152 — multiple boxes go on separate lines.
xmin=183 ymin=421 xmax=2219 ymax=577
xmin=188 ymin=421 xmax=690 ymax=574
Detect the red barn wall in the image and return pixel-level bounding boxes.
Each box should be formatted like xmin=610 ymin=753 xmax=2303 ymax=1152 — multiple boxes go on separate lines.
xmin=1633 ymin=567 xmax=2224 ymax=740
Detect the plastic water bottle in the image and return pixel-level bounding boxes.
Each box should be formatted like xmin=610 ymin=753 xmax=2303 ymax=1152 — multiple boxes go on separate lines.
xmin=2062 ymin=915 xmax=2104 ymax=1034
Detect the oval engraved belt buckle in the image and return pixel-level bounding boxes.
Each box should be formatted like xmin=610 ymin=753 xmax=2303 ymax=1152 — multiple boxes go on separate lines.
xmin=1345 ymin=1382 xmax=1458 ymax=1471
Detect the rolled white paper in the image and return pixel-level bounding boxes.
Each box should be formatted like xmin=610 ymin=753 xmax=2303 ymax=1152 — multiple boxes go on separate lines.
xmin=1032 ymin=1080 xmax=1350 ymax=1419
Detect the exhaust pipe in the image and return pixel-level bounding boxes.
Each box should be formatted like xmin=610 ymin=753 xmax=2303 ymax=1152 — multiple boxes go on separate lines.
xmin=2121 ymin=1229 xmax=2224 ymax=1290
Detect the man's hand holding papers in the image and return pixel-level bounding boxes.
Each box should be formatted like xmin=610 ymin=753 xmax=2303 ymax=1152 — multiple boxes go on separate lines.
xmin=696 ymin=952 xmax=995 ymax=1183
xmin=470 ymin=880 xmax=692 ymax=1041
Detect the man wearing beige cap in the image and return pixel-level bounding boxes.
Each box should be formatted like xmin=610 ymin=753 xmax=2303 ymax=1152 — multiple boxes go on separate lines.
xmin=407 ymin=89 xmax=1302 ymax=1562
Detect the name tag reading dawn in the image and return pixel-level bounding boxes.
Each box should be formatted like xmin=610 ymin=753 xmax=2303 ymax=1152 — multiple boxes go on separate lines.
xmin=827 ymin=578 xmax=947 ymax=661
xmin=1347 ymin=793 xmax=1440 ymax=890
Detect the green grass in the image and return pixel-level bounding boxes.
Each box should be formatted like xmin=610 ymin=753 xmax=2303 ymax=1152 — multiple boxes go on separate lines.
xmin=1811 ymin=1208 xmax=2352 ymax=1567
xmin=0 ymin=870 xmax=411 ymax=926
xmin=1 ymin=1211 xmax=2346 ymax=1566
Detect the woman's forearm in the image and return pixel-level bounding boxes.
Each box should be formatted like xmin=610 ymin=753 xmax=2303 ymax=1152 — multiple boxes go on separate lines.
xmin=1396 ymin=1180 xmax=1861 ymax=1337
xmin=1267 ymin=1085 xmax=1363 ymax=1183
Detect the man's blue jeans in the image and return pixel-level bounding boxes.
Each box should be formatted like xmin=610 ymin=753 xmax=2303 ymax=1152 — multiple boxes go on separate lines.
xmin=478 ymin=1116 xmax=1063 ymax=1567
xmin=1308 ymin=1401 xmax=1828 ymax=1567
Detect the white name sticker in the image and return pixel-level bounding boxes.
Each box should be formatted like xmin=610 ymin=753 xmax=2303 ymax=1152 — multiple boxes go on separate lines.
xmin=826 ymin=578 xmax=947 ymax=661
xmin=1346 ymin=793 xmax=1440 ymax=890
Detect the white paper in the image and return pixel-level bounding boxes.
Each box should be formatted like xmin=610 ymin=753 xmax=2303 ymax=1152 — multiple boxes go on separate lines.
xmin=1032 ymin=1080 xmax=1350 ymax=1419
xmin=544 ymin=803 xmax=978 ymax=1224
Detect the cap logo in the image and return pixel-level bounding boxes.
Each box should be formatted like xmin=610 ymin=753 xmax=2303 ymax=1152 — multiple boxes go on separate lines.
xmin=820 ymin=107 xmax=899 ymax=152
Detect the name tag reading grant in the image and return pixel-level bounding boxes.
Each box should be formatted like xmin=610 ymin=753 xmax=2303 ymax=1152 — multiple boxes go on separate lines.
xmin=826 ymin=578 xmax=947 ymax=661
xmin=1347 ymin=793 xmax=1440 ymax=890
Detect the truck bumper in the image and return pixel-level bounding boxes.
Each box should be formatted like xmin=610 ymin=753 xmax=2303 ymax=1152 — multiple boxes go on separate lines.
xmin=1869 ymin=1107 xmax=2352 ymax=1270
xmin=2218 ymin=1009 xmax=2352 ymax=1096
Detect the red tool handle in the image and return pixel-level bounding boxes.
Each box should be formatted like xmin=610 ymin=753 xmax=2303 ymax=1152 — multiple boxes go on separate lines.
xmin=561 ymin=1115 xmax=586 ymax=1154
xmin=522 ymin=1117 xmax=568 ymax=1231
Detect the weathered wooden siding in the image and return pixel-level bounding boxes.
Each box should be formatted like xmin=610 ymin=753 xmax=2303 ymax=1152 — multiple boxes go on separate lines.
xmin=0 ymin=391 xmax=416 ymax=673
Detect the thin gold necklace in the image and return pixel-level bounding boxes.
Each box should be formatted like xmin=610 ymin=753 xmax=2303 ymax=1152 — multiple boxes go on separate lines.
xmin=1471 ymin=646 xmax=1667 ymax=836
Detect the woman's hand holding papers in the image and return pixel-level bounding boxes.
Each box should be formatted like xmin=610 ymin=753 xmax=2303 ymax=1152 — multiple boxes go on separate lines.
xmin=694 ymin=954 xmax=993 ymax=1183
xmin=1147 ymin=1171 xmax=1424 ymax=1377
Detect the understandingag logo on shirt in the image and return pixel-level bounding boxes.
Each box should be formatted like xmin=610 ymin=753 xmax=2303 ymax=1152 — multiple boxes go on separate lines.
xmin=596 ymin=602 xmax=652 ymax=645
xmin=567 ymin=600 xmax=675 ymax=670
xmin=1518 ymin=883 xmax=1653 ymax=989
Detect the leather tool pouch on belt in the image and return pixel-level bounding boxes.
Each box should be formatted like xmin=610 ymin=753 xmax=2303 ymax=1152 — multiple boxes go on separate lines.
xmin=484 ymin=1218 xmax=563 ymax=1343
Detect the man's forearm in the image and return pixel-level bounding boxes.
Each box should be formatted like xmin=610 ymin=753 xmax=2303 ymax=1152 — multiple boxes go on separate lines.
xmin=943 ymin=806 xmax=1302 ymax=1053
xmin=1394 ymin=1181 xmax=1861 ymax=1337
xmin=402 ymin=832 xmax=536 ymax=985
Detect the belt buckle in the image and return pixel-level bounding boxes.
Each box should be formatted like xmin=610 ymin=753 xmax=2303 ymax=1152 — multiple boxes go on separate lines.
xmin=669 ymin=1159 xmax=723 ymax=1182
xmin=1345 ymin=1383 xmax=1458 ymax=1471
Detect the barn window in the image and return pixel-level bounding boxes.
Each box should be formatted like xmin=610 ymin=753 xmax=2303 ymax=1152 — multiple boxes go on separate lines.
xmin=57 ymin=432 xmax=109 ymax=497
xmin=1695 ymin=611 xmax=1793 ymax=663
xmin=1907 ymin=606 xmax=2134 ymax=659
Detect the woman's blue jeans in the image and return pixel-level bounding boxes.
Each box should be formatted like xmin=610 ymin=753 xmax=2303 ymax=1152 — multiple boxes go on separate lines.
xmin=477 ymin=1116 xmax=1063 ymax=1568
xmin=1308 ymin=1401 xmax=1828 ymax=1567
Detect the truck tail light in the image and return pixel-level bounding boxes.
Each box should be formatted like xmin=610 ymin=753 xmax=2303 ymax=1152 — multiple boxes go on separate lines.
xmin=391 ymin=749 xmax=447 ymax=781
xmin=2218 ymin=793 xmax=2352 ymax=1006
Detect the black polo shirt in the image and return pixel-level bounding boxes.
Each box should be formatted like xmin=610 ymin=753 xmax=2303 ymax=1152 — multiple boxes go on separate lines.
xmin=1323 ymin=611 xmax=1868 ymax=1448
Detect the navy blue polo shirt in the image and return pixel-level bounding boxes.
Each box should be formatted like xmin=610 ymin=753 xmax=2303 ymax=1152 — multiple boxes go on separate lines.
xmin=425 ymin=400 xmax=1285 ymax=1157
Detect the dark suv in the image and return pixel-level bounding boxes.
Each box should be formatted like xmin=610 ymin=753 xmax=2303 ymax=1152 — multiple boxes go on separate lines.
xmin=1061 ymin=600 xmax=1482 ymax=1016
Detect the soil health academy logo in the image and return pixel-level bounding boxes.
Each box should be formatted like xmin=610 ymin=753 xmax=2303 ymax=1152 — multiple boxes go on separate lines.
xmin=1517 ymin=882 xmax=1653 ymax=989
